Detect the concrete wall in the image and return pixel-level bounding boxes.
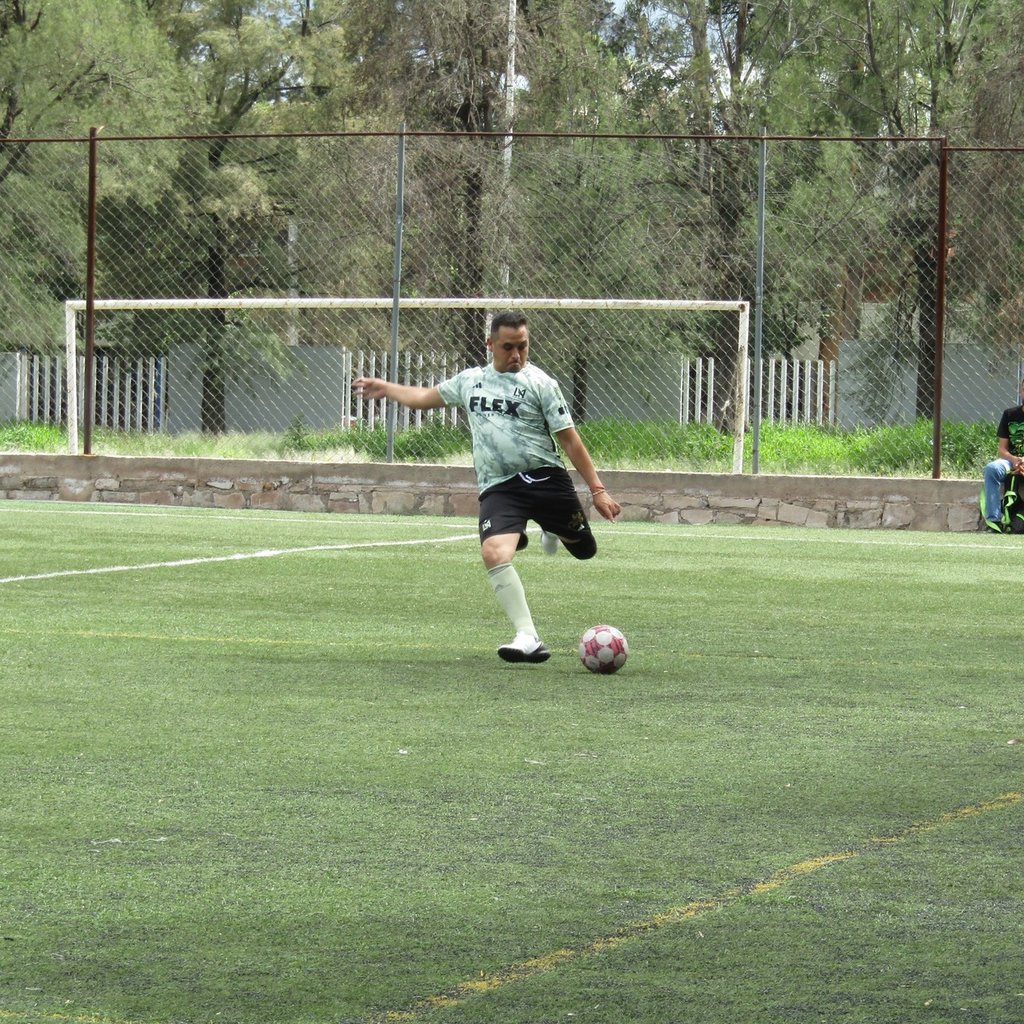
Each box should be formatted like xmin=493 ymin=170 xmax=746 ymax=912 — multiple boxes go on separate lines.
xmin=0 ymin=453 xmax=984 ymax=532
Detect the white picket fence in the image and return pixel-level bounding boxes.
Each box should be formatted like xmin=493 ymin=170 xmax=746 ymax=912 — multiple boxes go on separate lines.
xmin=5 ymin=348 xmax=837 ymax=432
xmin=674 ymin=355 xmax=836 ymax=426
xmin=9 ymin=350 xmax=167 ymax=431
xmin=13 ymin=352 xmax=68 ymax=424
xmin=349 ymin=350 xmax=463 ymax=431
xmin=760 ymin=356 xmax=839 ymax=426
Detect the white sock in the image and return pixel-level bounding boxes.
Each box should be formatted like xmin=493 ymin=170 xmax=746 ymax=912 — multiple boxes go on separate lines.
xmin=486 ymin=562 xmax=537 ymax=636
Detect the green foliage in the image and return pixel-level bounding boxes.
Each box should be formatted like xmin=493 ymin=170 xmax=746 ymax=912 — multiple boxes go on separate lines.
xmin=344 ymin=421 xmax=472 ymax=462
xmin=0 ymin=0 xmax=184 ymax=139
xmin=855 ymin=418 xmax=937 ymax=475
xmin=0 ymin=420 xmax=66 ymax=451
xmin=282 ymin=416 xmax=356 ymax=457
xmin=748 ymin=419 xmax=990 ymax=477
xmin=393 ymin=421 xmax=471 ymax=461
xmin=345 ymin=424 xmax=389 ymax=461
xmin=754 ymin=422 xmax=874 ymax=474
xmin=939 ymin=418 xmax=994 ymax=476
xmin=282 ymin=416 xmax=315 ymax=452
xmin=0 ymin=417 xmax=1001 ymax=479
xmin=579 ymin=418 xmax=733 ymax=467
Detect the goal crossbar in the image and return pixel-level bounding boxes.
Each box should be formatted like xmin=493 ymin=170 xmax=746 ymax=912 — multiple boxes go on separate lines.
xmin=63 ymin=296 xmax=750 ymax=470
xmin=65 ymin=296 xmax=748 ymax=313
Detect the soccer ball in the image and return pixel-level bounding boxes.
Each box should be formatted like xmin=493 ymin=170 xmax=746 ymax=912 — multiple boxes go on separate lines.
xmin=579 ymin=624 xmax=628 ymax=674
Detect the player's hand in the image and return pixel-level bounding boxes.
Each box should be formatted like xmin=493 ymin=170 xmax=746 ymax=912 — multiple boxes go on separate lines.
xmin=353 ymin=377 xmax=386 ymax=399
xmin=593 ymin=490 xmax=621 ymax=522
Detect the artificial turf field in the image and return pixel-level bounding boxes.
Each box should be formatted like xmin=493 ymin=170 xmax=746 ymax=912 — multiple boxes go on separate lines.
xmin=1 ymin=499 xmax=1022 ymax=1024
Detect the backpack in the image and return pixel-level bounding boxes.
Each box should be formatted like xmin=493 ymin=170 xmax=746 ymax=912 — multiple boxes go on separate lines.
xmin=981 ymin=473 xmax=1024 ymax=533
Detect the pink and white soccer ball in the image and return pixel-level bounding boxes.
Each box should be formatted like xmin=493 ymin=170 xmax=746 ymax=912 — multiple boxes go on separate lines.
xmin=579 ymin=624 xmax=628 ymax=674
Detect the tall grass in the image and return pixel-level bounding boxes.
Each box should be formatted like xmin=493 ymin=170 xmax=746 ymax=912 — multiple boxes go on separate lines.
xmin=0 ymin=417 xmax=996 ymax=477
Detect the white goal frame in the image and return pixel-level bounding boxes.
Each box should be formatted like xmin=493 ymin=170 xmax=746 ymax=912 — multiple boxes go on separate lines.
xmin=64 ymin=296 xmax=750 ymax=470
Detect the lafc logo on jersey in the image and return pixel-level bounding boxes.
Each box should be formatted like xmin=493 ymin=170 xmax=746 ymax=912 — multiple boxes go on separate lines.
xmin=469 ymin=395 xmax=523 ymax=417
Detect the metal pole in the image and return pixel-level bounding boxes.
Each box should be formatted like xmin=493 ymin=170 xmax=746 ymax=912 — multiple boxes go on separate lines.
xmin=386 ymin=124 xmax=407 ymax=464
xmin=64 ymin=305 xmax=78 ymax=454
xmin=83 ymin=126 xmax=101 ymax=456
xmin=752 ymin=128 xmax=767 ymax=474
xmin=732 ymin=305 xmax=750 ymax=474
xmin=500 ymin=0 xmax=517 ymax=293
xmin=932 ymin=137 xmax=949 ymax=480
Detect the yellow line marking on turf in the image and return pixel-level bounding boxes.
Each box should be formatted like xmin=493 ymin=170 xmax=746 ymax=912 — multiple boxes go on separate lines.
xmin=869 ymin=789 xmax=1024 ymax=843
xmin=366 ymin=791 xmax=1023 ymax=1024
xmin=0 ymin=1013 xmax=138 ymax=1024
xmin=0 ymin=794 xmax=1018 ymax=1024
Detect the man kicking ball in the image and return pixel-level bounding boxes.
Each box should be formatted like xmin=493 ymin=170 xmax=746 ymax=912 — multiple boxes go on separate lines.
xmin=354 ymin=310 xmax=621 ymax=663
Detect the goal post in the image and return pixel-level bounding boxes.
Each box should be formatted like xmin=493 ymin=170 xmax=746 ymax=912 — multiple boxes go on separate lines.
xmin=64 ymin=296 xmax=750 ymax=471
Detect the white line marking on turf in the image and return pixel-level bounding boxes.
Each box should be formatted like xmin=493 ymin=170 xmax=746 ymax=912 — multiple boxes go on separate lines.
xmin=0 ymin=534 xmax=478 ymax=585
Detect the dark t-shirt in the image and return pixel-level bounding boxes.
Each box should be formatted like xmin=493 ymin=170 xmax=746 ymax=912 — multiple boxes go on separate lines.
xmin=996 ymin=405 xmax=1024 ymax=456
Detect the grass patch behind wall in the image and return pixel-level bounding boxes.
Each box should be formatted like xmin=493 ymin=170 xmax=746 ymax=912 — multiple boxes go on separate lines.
xmin=0 ymin=417 xmax=997 ymax=477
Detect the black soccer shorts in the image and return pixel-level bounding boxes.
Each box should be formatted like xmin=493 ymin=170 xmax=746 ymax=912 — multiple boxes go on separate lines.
xmin=478 ymin=466 xmax=597 ymax=559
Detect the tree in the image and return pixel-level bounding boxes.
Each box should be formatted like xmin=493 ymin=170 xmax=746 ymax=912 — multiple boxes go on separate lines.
xmin=835 ymin=0 xmax=988 ymax=418
xmin=0 ymin=0 xmax=183 ymax=353
xmin=604 ymin=2 xmax=803 ymax=427
xmin=339 ymin=0 xmax=522 ymax=368
xmin=140 ymin=0 xmax=350 ymax=432
xmin=940 ymin=0 xmax=1024 ymax=373
xmin=604 ymin=1 xmax=1001 ymax=425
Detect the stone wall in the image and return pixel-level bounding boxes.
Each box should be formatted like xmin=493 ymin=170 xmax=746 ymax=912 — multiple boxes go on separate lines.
xmin=0 ymin=453 xmax=985 ymax=532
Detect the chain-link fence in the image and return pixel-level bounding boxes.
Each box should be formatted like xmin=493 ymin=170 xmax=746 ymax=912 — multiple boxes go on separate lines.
xmin=1 ymin=130 xmax=1020 ymax=477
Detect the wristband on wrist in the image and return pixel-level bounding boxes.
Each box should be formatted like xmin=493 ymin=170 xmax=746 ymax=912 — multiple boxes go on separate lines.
xmin=590 ymin=485 xmax=606 ymax=495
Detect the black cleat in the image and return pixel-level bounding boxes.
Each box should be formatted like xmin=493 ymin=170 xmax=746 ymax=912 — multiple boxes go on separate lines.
xmin=498 ymin=633 xmax=551 ymax=664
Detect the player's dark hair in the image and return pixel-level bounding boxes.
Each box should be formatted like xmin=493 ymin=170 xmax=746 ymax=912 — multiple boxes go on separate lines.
xmin=490 ymin=310 xmax=527 ymax=335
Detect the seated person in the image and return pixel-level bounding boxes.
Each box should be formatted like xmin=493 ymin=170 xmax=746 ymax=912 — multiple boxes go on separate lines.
xmin=982 ymin=379 xmax=1024 ymax=532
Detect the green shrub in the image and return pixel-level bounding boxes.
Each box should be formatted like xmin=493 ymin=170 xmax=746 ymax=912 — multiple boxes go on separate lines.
xmin=392 ymin=421 xmax=471 ymax=461
xmin=346 ymin=424 xmax=388 ymax=461
xmin=855 ymin=418 xmax=935 ymax=475
xmin=281 ymin=416 xmax=353 ymax=456
xmin=579 ymin=418 xmax=732 ymax=469
xmin=282 ymin=416 xmax=314 ymax=452
xmin=755 ymin=422 xmax=859 ymax=473
xmin=0 ymin=416 xmax=998 ymax=479
xmin=0 ymin=421 xmax=67 ymax=451
xmin=940 ymin=419 xmax=993 ymax=476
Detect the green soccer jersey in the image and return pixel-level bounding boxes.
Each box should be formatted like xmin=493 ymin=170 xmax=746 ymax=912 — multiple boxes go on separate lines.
xmin=437 ymin=362 xmax=574 ymax=494
xmin=999 ymin=405 xmax=1024 ymax=456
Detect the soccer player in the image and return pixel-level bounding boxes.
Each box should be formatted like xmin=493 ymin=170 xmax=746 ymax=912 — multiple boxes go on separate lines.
xmin=353 ymin=310 xmax=621 ymax=663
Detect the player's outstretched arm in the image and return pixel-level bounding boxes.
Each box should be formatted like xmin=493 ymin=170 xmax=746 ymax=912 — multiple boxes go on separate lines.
xmin=353 ymin=377 xmax=446 ymax=410
xmin=555 ymin=426 xmax=621 ymax=522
